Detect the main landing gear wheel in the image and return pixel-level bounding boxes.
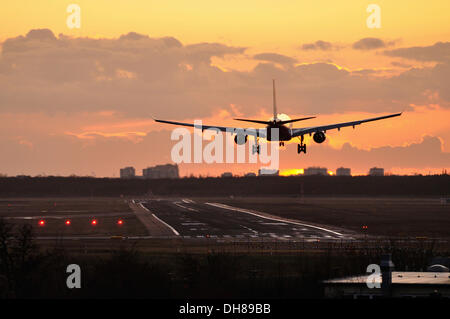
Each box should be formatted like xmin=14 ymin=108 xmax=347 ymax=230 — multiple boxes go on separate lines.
xmin=297 ymin=135 xmax=306 ymax=154
xmin=279 ymin=142 xmax=285 ymax=147
xmin=297 ymin=144 xmax=306 ymax=154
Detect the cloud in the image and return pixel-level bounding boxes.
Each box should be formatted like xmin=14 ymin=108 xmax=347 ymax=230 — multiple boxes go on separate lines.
xmin=118 ymin=32 xmax=150 ymax=41
xmin=186 ymin=42 xmax=246 ymax=64
xmin=300 ymin=40 xmax=334 ymax=51
xmin=253 ymin=52 xmax=297 ymax=66
xmin=352 ymin=37 xmax=395 ymax=50
xmin=0 ymin=29 xmax=449 ymax=176
xmin=25 ymin=29 xmax=57 ymax=41
xmin=391 ymin=61 xmax=412 ymax=68
xmin=384 ymin=42 xmax=450 ymax=63
xmin=0 ymin=29 xmax=248 ymax=119
xmin=0 ymin=29 xmax=449 ymax=124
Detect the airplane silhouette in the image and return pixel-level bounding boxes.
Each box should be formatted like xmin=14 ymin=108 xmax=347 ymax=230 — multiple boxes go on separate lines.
xmin=154 ymin=80 xmax=402 ymax=154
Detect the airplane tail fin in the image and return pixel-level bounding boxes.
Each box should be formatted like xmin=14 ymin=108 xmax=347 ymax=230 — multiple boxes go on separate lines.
xmin=273 ymin=79 xmax=278 ymax=121
xmin=233 ymin=80 xmax=316 ymax=125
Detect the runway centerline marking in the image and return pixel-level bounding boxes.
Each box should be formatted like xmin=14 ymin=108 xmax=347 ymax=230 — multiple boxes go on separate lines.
xmin=205 ymin=202 xmax=343 ymax=237
xmin=240 ymin=224 xmax=258 ymax=234
xmin=174 ymin=202 xmax=199 ymax=212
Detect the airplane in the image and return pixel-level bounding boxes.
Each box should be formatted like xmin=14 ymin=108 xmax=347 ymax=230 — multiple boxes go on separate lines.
xmin=154 ymin=80 xmax=402 ymax=155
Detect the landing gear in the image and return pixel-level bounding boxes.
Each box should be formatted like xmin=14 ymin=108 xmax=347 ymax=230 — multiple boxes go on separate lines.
xmin=297 ymin=144 xmax=306 ymax=154
xmin=279 ymin=141 xmax=285 ymax=147
xmin=252 ymin=144 xmax=260 ymax=154
xmin=297 ymin=136 xmax=306 ymax=154
xmin=252 ymin=138 xmax=261 ymax=154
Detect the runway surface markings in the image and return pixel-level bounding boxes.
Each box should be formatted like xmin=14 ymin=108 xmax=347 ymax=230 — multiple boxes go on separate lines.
xmin=174 ymin=202 xmax=199 ymax=212
xmin=139 ymin=203 xmax=180 ymax=236
xmin=205 ymin=202 xmax=343 ymax=237
xmin=240 ymin=224 xmax=259 ymax=235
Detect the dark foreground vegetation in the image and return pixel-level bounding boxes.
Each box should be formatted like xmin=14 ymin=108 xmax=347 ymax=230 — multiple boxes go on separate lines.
xmin=1 ymin=219 xmax=448 ymax=299
xmin=0 ymin=175 xmax=449 ymax=197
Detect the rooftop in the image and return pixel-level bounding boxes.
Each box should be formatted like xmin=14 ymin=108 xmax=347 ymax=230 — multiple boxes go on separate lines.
xmin=324 ymin=272 xmax=450 ymax=285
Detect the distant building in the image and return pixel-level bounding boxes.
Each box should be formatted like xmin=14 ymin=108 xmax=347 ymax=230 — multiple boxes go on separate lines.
xmin=16 ymin=175 xmax=31 ymax=179
xmin=143 ymin=164 xmax=179 ymax=179
xmin=221 ymin=172 xmax=233 ymax=178
xmin=258 ymin=168 xmax=279 ymax=176
xmin=336 ymin=167 xmax=351 ymax=176
xmin=323 ymin=255 xmax=450 ymax=299
xmin=369 ymin=167 xmax=384 ymax=176
xmin=120 ymin=166 xmax=136 ymax=179
xmin=245 ymin=172 xmax=256 ymax=177
xmin=304 ymin=167 xmax=328 ymax=176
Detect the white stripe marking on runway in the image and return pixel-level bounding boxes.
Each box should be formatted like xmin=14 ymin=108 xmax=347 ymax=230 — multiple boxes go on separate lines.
xmin=205 ymin=202 xmax=343 ymax=236
xmin=139 ymin=203 xmax=180 ymax=236
xmin=174 ymin=202 xmax=199 ymax=212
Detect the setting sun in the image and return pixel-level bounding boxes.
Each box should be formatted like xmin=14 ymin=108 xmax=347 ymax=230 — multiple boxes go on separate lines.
xmin=280 ymin=169 xmax=304 ymax=176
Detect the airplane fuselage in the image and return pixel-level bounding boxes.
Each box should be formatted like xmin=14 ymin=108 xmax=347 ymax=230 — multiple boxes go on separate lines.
xmin=265 ymin=123 xmax=292 ymax=141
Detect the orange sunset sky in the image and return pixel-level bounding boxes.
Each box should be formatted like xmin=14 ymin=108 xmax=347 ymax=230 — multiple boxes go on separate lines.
xmin=0 ymin=1 xmax=449 ymax=177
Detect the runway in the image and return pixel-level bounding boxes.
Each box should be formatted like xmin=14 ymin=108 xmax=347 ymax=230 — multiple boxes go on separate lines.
xmin=141 ymin=199 xmax=348 ymax=240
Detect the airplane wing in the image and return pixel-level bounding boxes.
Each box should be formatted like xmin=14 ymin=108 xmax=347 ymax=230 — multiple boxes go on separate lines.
xmin=291 ymin=113 xmax=402 ymax=137
xmin=154 ymin=119 xmax=267 ymax=138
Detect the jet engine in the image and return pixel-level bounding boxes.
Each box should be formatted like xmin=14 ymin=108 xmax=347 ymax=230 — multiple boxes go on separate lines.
xmin=313 ymin=131 xmax=326 ymax=143
xmin=234 ymin=134 xmax=248 ymax=145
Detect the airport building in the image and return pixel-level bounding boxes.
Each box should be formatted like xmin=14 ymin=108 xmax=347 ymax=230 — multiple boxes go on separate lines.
xmin=323 ymin=255 xmax=450 ymax=298
xmin=336 ymin=167 xmax=351 ymax=176
xmin=304 ymin=167 xmax=328 ymax=176
xmin=258 ymin=168 xmax=279 ymax=176
xmin=142 ymin=164 xmax=179 ymax=179
xmin=119 ymin=166 xmax=136 ymax=179
xmin=245 ymin=172 xmax=257 ymax=177
xmin=369 ymin=167 xmax=384 ymax=176
xmin=221 ymin=172 xmax=233 ymax=178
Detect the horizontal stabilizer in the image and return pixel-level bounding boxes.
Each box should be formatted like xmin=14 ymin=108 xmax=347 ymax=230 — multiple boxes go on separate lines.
xmin=278 ymin=116 xmax=316 ymax=124
xmin=233 ymin=118 xmax=274 ymax=125
xmin=233 ymin=116 xmax=316 ymax=125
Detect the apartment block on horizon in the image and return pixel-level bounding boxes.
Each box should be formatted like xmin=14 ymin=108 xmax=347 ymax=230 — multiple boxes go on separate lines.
xmin=304 ymin=167 xmax=328 ymax=176
xmin=119 ymin=166 xmax=136 ymax=178
xmin=258 ymin=168 xmax=279 ymax=176
xmin=336 ymin=167 xmax=351 ymax=176
xmin=369 ymin=167 xmax=384 ymax=176
xmin=142 ymin=164 xmax=179 ymax=179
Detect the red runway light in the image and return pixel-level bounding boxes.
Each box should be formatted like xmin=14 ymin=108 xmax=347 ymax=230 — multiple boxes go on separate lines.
xmin=117 ymin=219 xmax=123 ymax=225
xmin=91 ymin=219 xmax=97 ymax=226
xmin=38 ymin=220 xmax=45 ymax=226
xmin=65 ymin=220 xmax=71 ymax=225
